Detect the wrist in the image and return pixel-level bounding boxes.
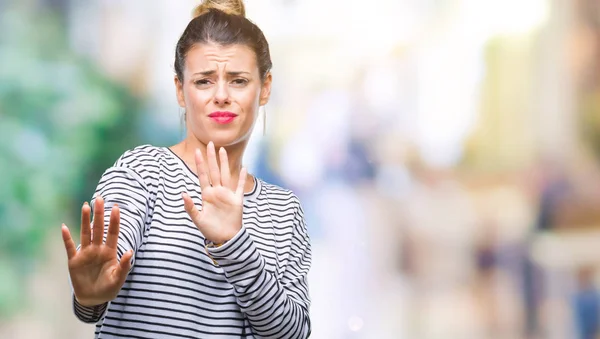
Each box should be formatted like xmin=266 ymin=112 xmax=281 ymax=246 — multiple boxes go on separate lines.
xmin=204 ymin=239 xmax=228 ymax=265
xmin=74 ymin=295 xmax=106 ymax=307
xmin=205 ymin=238 xmax=229 ymax=248
xmin=207 ymin=226 xmax=241 ymax=245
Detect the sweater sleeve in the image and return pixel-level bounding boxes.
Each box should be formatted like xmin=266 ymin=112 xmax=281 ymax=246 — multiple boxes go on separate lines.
xmin=72 ymin=163 xmax=149 ymax=323
xmin=207 ymin=196 xmax=312 ymax=338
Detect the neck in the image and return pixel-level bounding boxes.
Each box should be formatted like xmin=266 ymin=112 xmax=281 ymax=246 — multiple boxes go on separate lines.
xmin=171 ymin=134 xmax=253 ymax=192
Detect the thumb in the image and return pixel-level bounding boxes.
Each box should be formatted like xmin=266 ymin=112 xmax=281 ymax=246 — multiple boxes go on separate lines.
xmin=116 ymin=250 xmax=134 ymax=284
xmin=182 ymin=192 xmax=201 ymax=224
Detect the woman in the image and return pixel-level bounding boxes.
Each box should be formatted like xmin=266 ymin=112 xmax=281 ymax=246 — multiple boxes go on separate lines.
xmin=61 ymin=1 xmax=312 ymax=338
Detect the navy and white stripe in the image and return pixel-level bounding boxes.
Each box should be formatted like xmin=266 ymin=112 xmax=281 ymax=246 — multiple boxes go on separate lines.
xmin=72 ymin=145 xmax=312 ymax=338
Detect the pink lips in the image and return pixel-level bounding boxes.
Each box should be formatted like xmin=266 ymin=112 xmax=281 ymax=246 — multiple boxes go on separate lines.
xmin=208 ymin=111 xmax=237 ymax=124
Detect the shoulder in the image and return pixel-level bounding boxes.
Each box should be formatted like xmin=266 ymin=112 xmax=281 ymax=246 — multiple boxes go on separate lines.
xmin=101 ymin=144 xmax=171 ymax=190
xmin=113 ymin=144 xmax=169 ymax=170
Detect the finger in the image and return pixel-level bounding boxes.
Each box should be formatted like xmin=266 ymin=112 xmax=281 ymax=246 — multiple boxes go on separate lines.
xmin=195 ymin=148 xmax=211 ymax=190
xmin=105 ymin=205 xmax=120 ymax=249
xmin=116 ymin=249 xmax=134 ymax=284
xmin=236 ymin=167 xmax=248 ymax=199
xmin=62 ymin=224 xmax=78 ymax=260
xmin=92 ymin=196 xmax=105 ymax=245
xmin=80 ymin=202 xmax=91 ymax=249
xmin=219 ymin=147 xmax=231 ymax=189
xmin=207 ymin=141 xmax=221 ymax=187
xmin=182 ymin=192 xmax=201 ymax=224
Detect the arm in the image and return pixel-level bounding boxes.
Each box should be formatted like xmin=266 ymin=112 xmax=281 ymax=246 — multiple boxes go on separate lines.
xmin=181 ymin=143 xmax=312 ymax=337
xmin=207 ymin=197 xmax=312 ymax=338
xmin=71 ymin=165 xmax=149 ymax=323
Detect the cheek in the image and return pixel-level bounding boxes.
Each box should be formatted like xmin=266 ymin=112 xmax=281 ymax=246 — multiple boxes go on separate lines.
xmin=236 ymin=90 xmax=261 ymax=111
xmin=184 ymin=87 xmax=209 ymax=108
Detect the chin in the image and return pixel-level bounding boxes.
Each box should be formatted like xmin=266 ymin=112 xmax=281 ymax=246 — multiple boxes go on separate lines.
xmin=207 ymin=130 xmax=249 ymax=148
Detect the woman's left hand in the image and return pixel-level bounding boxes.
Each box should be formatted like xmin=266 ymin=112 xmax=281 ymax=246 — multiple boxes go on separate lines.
xmin=182 ymin=141 xmax=247 ymax=244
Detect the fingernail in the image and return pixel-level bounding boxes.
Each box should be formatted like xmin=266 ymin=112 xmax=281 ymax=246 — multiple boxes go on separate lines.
xmin=84 ymin=202 xmax=88 ymax=206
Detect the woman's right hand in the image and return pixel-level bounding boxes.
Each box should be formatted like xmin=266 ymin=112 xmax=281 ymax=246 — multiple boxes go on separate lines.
xmin=62 ymin=196 xmax=133 ymax=307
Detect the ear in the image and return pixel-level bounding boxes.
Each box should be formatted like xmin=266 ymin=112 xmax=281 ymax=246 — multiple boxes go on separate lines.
xmin=174 ymin=75 xmax=185 ymax=108
xmin=259 ymin=72 xmax=272 ymax=106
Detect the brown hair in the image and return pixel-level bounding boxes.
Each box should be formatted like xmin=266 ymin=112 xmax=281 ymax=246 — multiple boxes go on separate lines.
xmin=174 ymin=0 xmax=272 ymax=82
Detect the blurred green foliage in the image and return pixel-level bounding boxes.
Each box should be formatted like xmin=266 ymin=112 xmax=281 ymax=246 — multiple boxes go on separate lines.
xmin=0 ymin=3 xmax=142 ymax=317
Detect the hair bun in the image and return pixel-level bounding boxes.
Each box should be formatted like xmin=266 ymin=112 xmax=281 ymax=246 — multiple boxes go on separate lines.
xmin=193 ymin=0 xmax=246 ymax=18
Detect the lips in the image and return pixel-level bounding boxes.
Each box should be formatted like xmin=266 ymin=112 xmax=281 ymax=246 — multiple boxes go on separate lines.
xmin=208 ymin=111 xmax=237 ymax=124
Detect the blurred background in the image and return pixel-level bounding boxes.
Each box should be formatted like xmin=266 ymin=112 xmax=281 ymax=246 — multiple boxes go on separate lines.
xmin=2 ymin=0 xmax=600 ymax=338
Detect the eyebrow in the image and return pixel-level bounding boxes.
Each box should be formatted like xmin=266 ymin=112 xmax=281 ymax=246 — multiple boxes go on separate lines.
xmin=193 ymin=70 xmax=251 ymax=76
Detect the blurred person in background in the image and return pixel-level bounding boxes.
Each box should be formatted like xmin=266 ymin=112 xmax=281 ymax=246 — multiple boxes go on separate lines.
xmin=473 ymin=223 xmax=500 ymax=337
xmin=523 ymin=161 xmax=570 ymax=338
xmin=59 ymin=0 xmax=312 ymax=338
xmin=573 ymin=266 xmax=600 ymax=339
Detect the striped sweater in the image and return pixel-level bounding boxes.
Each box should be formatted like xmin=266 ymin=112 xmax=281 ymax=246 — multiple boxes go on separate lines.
xmin=72 ymin=145 xmax=312 ymax=338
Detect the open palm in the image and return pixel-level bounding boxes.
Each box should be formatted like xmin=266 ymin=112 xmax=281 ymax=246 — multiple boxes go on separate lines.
xmin=182 ymin=141 xmax=247 ymax=244
xmin=62 ymin=197 xmax=133 ymax=307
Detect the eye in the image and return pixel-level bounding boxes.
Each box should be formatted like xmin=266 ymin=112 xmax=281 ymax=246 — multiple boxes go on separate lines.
xmin=194 ymin=79 xmax=211 ymax=86
xmin=231 ymin=78 xmax=248 ymax=86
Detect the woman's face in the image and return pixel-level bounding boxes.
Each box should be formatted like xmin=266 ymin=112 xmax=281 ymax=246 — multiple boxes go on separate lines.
xmin=175 ymin=42 xmax=271 ymax=147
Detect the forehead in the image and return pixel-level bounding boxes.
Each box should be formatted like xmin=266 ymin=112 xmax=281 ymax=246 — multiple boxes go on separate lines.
xmin=184 ymin=43 xmax=257 ymax=73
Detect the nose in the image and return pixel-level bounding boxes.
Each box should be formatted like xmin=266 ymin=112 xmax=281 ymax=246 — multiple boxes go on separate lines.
xmin=213 ymin=81 xmax=231 ymax=106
